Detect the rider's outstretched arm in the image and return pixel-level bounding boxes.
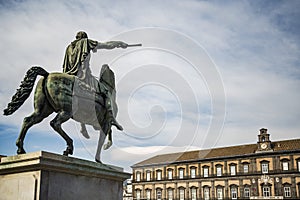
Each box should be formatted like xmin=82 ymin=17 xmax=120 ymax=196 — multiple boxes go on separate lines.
xmin=96 ymin=41 xmax=128 ymax=50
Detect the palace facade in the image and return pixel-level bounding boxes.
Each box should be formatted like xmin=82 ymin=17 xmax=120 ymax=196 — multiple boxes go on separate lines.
xmin=131 ymin=128 xmax=300 ymax=200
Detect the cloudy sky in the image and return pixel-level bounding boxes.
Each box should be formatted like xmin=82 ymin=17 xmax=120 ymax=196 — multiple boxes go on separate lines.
xmin=0 ymin=0 xmax=299 ymax=172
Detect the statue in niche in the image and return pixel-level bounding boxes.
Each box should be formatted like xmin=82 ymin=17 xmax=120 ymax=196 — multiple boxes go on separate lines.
xmin=3 ymin=31 xmax=141 ymax=163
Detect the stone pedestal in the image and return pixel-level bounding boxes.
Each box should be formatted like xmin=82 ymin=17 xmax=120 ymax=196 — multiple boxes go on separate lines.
xmin=0 ymin=151 xmax=131 ymax=200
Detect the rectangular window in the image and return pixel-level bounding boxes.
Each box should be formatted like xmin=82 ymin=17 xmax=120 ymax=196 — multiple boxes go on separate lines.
xmin=179 ymin=188 xmax=185 ymax=200
xmin=203 ymin=167 xmax=209 ymax=177
xmin=179 ymin=168 xmax=184 ymax=179
xmin=191 ymin=168 xmax=196 ymax=178
xmin=263 ymin=186 xmax=270 ymax=197
xmin=244 ymin=188 xmax=250 ymax=198
xmin=284 ymin=187 xmax=291 ymax=197
xmin=230 ymin=165 xmax=236 ymax=176
xmin=191 ymin=188 xmax=197 ymax=200
xmin=168 ymin=189 xmax=173 ymax=200
xmin=146 ymin=171 xmax=151 ymax=181
xmin=136 ymin=172 xmax=141 ymax=182
xmin=136 ymin=190 xmax=141 ymax=200
xmin=168 ymin=169 xmax=173 ymax=180
xmin=146 ymin=190 xmax=151 ymax=200
xmin=262 ymin=163 xmax=269 ymax=173
xmin=157 ymin=189 xmax=162 ymax=200
xmin=157 ymin=170 xmax=162 ymax=180
xmin=217 ymin=166 xmax=222 ymax=176
xmin=204 ymin=188 xmax=210 ymax=200
xmin=283 ymin=162 xmax=289 ymax=171
xmin=217 ymin=188 xmax=223 ymax=200
xmin=231 ymin=188 xmax=237 ymax=199
xmin=244 ymin=164 xmax=249 ymax=173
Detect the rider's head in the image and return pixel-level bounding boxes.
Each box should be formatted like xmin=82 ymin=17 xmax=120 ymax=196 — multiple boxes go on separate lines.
xmin=75 ymin=31 xmax=88 ymax=39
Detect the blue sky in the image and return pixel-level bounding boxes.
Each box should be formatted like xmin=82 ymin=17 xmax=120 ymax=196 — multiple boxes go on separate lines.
xmin=0 ymin=0 xmax=299 ymax=172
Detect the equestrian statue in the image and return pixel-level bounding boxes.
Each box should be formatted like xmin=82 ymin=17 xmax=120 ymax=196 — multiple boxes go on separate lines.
xmin=3 ymin=31 xmax=141 ymax=162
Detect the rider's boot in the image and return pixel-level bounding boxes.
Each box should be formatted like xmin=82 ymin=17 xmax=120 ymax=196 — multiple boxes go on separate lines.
xmin=108 ymin=110 xmax=123 ymax=131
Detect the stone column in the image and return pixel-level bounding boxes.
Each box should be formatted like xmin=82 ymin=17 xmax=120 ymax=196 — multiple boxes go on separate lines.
xmin=174 ymin=182 xmax=178 ymax=200
xmin=225 ymin=179 xmax=229 ymax=199
xmin=198 ymin=181 xmax=202 ymax=200
xmin=186 ymin=182 xmax=189 ymax=199
xmin=292 ymin=176 xmax=297 ymax=198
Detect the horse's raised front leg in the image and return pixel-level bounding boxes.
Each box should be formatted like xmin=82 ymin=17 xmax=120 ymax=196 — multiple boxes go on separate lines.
xmin=50 ymin=111 xmax=73 ymax=156
xmin=95 ymin=130 xmax=106 ymax=163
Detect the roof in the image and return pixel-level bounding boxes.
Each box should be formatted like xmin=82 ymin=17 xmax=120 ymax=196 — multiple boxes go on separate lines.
xmin=132 ymin=138 xmax=300 ymax=167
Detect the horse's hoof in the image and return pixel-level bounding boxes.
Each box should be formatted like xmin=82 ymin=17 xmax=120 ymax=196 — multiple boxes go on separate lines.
xmin=103 ymin=144 xmax=109 ymax=150
xmin=63 ymin=146 xmax=73 ymax=156
xmin=63 ymin=151 xmax=69 ymax=156
xmin=17 ymin=148 xmax=26 ymax=154
xmin=95 ymin=158 xmax=102 ymax=164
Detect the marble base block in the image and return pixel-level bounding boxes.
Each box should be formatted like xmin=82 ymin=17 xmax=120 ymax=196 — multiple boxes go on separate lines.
xmin=0 ymin=151 xmax=131 ymax=200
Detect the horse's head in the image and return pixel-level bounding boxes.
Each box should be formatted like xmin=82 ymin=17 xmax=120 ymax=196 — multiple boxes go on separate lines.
xmin=99 ymin=64 xmax=115 ymax=93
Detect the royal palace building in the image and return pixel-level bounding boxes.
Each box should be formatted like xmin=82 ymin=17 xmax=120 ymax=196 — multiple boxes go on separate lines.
xmin=131 ymin=128 xmax=300 ymax=200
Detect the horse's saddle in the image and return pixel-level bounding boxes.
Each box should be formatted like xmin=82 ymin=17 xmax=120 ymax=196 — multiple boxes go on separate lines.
xmin=72 ymin=76 xmax=106 ymax=106
xmin=72 ymin=64 xmax=115 ymax=107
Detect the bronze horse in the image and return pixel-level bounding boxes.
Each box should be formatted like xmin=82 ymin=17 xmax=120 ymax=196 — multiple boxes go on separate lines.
xmin=3 ymin=65 xmax=117 ymax=162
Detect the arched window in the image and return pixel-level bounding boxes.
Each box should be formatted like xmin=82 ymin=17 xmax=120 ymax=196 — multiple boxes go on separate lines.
xmin=203 ymin=166 xmax=209 ymax=177
xmin=178 ymin=187 xmax=185 ymax=200
xmin=156 ymin=169 xmax=162 ymax=180
xmin=215 ymin=164 xmax=223 ymax=176
xmin=280 ymin=158 xmax=290 ymax=171
xmin=146 ymin=170 xmax=151 ymax=181
xmin=190 ymin=187 xmax=197 ymax=200
xmin=203 ymin=186 xmax=210 ymax=200
xmin=260 ymin=160 xmax=270 ymax=174
xmin=135 ymin=171 xmax=141 ymax=182
xmin=283 ymin=183 xmax=292 ymax=198
xmin=243 ymin=185 xmax=250 ymax=198
xmin=230 ymin=185 xmax=238 ymax=199
xmin=178 ymin=167 xmax=184 ymax=179
xmin=242 ymin=162 xmax=250 ymax=173
xmin=261 ymin=184 xmax=271 ymax=197
xmin=145 ymin=189 xmax=151 ymax=200
xmin=297 ymin=158 xmax=300 ymax=172
xmin=190 ymin=166 xmax=196 ymax=178
xmin=167 ymin=168 xmax=173 ymax=180
xmin=136 ymin=189 xmax=141 ymax=200
xmin=216 ymin=185 xmax=224 ymax=200
xmin=229 ymin=163 xmax=237 ymax=176
xmin=167 ymin=188 xmax=174 ymax=200
xmin=156 ymin=188 xmax=162 ymax=200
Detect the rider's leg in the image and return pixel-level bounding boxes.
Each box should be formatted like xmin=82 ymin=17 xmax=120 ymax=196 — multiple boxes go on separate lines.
xmin=105 ymin=93 xmax=123 ymax=131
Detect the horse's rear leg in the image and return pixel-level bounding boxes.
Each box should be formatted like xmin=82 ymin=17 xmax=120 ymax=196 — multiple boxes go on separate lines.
xmin=50 ymin=111 xmax=73 ymax=156
xmin=16 ymin=109 xmax=53 ymax=154
xmin=95 ymin=130 xmax=106 ymax=163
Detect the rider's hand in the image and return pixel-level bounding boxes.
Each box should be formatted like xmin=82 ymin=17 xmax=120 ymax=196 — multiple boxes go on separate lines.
xmin=116 ymin=41 xmax=128 ymax=49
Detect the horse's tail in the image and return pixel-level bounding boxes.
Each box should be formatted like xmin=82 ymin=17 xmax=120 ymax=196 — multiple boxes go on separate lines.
xmin=3 ymin=66 xmax=49 ymax=115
